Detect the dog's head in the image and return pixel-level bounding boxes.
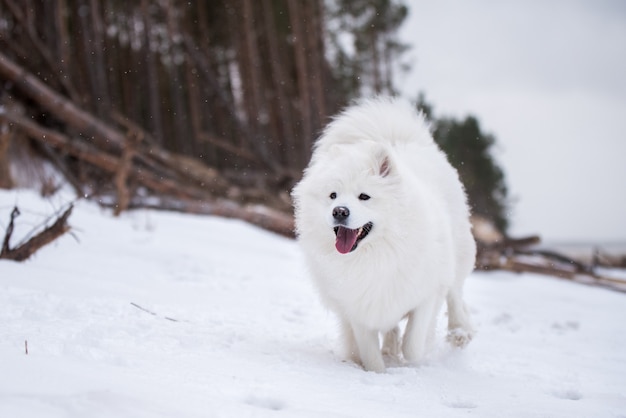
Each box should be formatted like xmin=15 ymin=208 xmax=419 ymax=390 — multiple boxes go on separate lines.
xmin=293 ymin=141 xmax=403 ymax=255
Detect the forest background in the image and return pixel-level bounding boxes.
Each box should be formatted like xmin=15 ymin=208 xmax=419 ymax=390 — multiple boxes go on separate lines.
xmin=0 ymin=0 xmax=509 ymax=233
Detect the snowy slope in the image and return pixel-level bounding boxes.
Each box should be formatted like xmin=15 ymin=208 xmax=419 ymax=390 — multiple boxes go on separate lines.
xmin=1 ymin=189 xmax=625 ymax=418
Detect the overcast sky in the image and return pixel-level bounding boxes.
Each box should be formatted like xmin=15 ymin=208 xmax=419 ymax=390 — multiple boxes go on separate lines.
xmin=399 ymin=0 xmax=626 ymax=243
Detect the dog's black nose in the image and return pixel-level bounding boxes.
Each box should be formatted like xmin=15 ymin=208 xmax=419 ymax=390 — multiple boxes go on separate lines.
xmin=332 ymin=206 xmax=350 ymax=221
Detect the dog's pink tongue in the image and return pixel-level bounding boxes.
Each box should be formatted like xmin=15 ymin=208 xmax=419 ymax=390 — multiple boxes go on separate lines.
xmin=335 ymin=226 xmax=358 ymax=254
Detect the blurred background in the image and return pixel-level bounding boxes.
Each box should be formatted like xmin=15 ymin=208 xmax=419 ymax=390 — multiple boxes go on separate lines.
xmin=0 ymin=0 xmax=624 ymax=252
xmin=401 ymin=0 xmax=626 ymax=244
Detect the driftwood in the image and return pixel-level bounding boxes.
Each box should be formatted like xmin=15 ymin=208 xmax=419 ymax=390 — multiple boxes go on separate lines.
xmin=592 ymin=248 xmax=626 ymax=269
xmin=477 ymin=236 xmax=626 ymax=294
xmin=103 ymin=196 xmax=295 ymax=239
xmin=0 ymin=50 xmax=299 ymax=240
xmin=0 ymin=204 xmax=73 ymax=261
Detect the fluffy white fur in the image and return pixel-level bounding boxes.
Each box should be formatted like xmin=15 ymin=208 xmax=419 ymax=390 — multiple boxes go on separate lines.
xmin=292 ymin=97 xmax=476 ymax=373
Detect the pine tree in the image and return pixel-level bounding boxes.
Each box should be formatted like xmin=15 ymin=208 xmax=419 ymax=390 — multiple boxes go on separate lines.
xmin=325 ymin=0 xmax=410 ymax=97
xmin=416 ymin=94 xmax=510 ymax=232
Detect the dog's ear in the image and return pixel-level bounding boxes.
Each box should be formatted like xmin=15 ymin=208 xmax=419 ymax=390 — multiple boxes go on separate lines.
xmin=374 ymin=146 xmax=394 ymax=178
xmin=379 ymin=154 xmax=392 ymax=177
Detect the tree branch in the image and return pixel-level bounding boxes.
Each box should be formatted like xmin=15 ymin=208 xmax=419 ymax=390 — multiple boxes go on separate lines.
xmin=0 ymin=204 xmax=73 ymax=261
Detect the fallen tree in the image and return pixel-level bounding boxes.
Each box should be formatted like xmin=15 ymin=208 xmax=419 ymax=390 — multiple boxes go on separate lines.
xmin=0 ymin=50 xmax=233 ymax=195
xmin=476 ymin=236 xmax=626 ymax=294
xmin=0 ymin=205 xmax=73 ymax=261
xmin=0 ymin=50 xmax=294 ymax=238
xmin=101 ymin=196 xmax=295 ymax=238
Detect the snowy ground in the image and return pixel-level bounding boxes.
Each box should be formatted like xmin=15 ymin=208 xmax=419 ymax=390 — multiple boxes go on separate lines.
xmin=1 ymin=189 xmax=625 ymax=418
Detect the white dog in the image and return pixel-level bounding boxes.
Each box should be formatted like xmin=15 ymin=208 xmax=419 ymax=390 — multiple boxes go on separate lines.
xmin=292 ymin=97 xmax=476 ymax=372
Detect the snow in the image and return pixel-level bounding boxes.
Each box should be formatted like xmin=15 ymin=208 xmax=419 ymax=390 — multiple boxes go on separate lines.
xmin=1 ymin=189 xmax=625 ymax=417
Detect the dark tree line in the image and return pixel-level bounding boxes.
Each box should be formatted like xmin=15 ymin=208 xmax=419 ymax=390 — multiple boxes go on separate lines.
xmin=0 ymin=0 xmax=510 ymax=234
xmin=0 ymin=1 xmax=406 ymax=194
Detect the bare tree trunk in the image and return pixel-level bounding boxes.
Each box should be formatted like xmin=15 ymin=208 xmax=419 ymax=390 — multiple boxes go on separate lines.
xmin=370 ymin=30 xmax=382 ymax=93
xmin=304 ymin=0 xmax=327 ymax=152
xmin=76 ymin=0 xmax=107 ymax=117
xmin=164 ymin=0 xmax=192 ymax=155
xmin=89 ymin=0 xmax=111 ymax=117
xmin=240 ymin=0 xmax=267 ymax=153
xmin=287 ymin=0 xmax=312 ymax=167
xmin=141 ymin=0 xmax=165 ymax=145
xmin=383 ymin=37 xmax=394 ymax=93
xmin=261 ymin=0 xmax=293 ymax=166
xmin=185 ymin=57 xmax=203 ymax=157
xmin=0 ymin=127 xmax=13 ymax=189
xmin=54 ymin=0 xmax=73 ymax=95
xmin=193 ymin=0 xmax=217 ymax=165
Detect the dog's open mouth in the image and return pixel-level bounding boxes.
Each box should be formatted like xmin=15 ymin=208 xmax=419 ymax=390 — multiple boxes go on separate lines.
xmin=333 ymin=222 xmax=373 ymax=254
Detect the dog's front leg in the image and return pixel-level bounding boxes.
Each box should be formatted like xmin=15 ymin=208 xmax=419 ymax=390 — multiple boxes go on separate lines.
xmin=402 ymin=298 xmax=439 ymax=364
xmin=351 ymin=322 xmax=385 ymax=373
xmin=339 ymin=319 xmax=360 ymax=365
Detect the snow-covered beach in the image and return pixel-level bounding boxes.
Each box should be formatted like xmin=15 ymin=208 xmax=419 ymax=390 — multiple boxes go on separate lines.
xmin=1 ymin=189 xmax=624 ymax=417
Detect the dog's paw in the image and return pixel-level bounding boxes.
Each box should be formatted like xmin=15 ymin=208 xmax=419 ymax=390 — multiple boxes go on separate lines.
xmin=362 ymin=357 xmax=386 ymax=373
xmin=382 ymin=327 xmax=401 ymax=358
xmin=446 ymin=327 xmax=474 ymax=348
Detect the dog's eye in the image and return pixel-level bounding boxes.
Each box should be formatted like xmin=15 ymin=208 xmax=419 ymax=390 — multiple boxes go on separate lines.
xmin=329 ymin=192 xmax=337 ymax=200
xmin=358 ymin=193 xmax=371 ymax=201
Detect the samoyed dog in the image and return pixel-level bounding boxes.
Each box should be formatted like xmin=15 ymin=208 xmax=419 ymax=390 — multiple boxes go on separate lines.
xmin=292 ymin=97 xmax=476 ymax=372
